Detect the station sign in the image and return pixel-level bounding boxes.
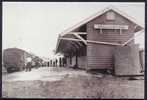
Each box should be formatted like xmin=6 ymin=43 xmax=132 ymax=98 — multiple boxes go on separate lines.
xmin=94 ymin=24 xmax=129 ymax=30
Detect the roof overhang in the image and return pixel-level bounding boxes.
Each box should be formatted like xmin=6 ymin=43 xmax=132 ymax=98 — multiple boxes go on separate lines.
xmin=60 ymin=6 xmax=144 ymax=37
xmin=55 ymin=32 xmax=87 ymax=54
xmin=55 ymin=6 xmax=144 ymax=53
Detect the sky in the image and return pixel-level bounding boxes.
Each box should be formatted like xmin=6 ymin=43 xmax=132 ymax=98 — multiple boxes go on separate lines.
xmin=2 ymin=2 xmax=145 ymax=58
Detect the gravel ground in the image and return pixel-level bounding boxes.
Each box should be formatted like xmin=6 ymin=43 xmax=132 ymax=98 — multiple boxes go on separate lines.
xmin=2 ymin=67 xmax=144 ymax=99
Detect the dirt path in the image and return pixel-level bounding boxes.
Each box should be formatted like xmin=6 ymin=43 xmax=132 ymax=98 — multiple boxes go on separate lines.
xmin=2 ymin=67 xmax=144 ymax=99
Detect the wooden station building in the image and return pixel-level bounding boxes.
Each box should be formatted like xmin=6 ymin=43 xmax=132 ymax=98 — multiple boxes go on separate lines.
xmin=55 ymin=6 xmax=144 ymax=73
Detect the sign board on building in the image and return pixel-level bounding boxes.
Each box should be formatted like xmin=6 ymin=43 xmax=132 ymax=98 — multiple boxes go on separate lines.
xmin=94 ymin=24 xmax=129 ymax=30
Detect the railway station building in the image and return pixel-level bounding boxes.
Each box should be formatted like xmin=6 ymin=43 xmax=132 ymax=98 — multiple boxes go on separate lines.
xmin=55 ymin=6 xmax=144 ymax=75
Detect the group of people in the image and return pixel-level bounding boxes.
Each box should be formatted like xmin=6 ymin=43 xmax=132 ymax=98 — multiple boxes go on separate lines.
xmin=47 ymin=57 xmax=67 ymax=67
xmin=25 ymin=57 xmax=41 ymax=72
xmin=24 ymin=57 xmax=67 ymax=72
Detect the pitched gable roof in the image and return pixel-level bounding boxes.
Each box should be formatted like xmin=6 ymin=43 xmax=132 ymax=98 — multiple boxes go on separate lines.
xmin=60 ymin=6 xmax=144 ymax=36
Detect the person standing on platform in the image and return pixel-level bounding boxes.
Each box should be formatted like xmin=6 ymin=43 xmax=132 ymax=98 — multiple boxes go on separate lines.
xmin=48 ymin=62 xmax=50 ymax=67
xmin=53 ymin=61 xmax=55 ymax=67
xmin=59 ymin=57 xmax=62 ymax=67
xmin=25 ymin=57 xmax=32 ymax=72
xmin=63 ymin=57 xmax=66 ymax=67
xmin=35 ymin=61 xmax=40 ymax=69
xmin=55 ymin=59 xmax=58 ymax=67
xmin=50 ymin=60 xmax=52 ymax=67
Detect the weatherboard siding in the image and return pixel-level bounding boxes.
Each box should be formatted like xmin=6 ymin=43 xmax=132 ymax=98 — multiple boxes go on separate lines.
xmin=87 ymin=10 xmax=136 ymax=44
xmin=86 ymin=10 xmax=136 ymax=70
xmin=78 ymin=56 xmax=87 ymax=69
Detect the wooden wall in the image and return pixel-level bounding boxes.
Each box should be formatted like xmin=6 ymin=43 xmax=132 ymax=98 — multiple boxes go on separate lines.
xmin=66 ymin=55 xmax=87 ymax=69
xmin=78 ymin=56 xmax=87 ymax=69
xmin=66 ymin=56 xmax=76 ymax=67
xmin=114 ymin=44 xmax=142 ymax=76
xmin=86 ymin=10 xmax=136 ymax=70
xmin=87 ymin=43 xmax=114 ymax=69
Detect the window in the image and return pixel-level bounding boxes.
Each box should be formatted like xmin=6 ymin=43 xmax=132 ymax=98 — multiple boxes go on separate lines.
xmin=106 ymin=11 xmax=115 ymax=20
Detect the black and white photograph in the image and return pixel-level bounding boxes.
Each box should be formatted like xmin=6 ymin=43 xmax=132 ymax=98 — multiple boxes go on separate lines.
xmin=2 ymin=2 xmax=145 ymax=99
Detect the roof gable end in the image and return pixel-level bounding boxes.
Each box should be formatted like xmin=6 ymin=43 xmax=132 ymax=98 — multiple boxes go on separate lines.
xmin=61 ymin=6 xmax=144 ymax=36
